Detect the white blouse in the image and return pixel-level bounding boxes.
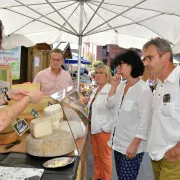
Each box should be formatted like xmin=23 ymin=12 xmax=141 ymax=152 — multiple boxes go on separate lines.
xmin=88 ymin=83 xmax=114 ymax=134
xmin=107 ymin=79 xmax=153 ymax=154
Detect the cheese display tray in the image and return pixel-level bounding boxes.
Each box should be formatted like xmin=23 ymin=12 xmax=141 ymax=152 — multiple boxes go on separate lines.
xmin=43 ymin=157 xmax=74 ymax=168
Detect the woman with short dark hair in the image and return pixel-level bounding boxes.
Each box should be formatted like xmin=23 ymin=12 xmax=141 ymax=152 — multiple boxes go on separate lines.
xmin=107 ymin=49 xmax=153 ymax=180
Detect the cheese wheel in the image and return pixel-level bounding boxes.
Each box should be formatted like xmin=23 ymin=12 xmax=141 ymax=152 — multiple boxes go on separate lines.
xmin=0 ymin=105 xmax=16 ymax=134
xmin=44 ymin=104 xmax=63 ymax=129
xmin=30 ymin=116 xmax=53 ymax=138
xmin=26 ymin=129 xmax=76 ymax=157
xmin=0 ymin=131 xmax=19 ymax=145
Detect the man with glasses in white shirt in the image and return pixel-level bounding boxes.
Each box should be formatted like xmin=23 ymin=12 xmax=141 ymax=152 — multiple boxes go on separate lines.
xmin=143 ymin=37 xmax=180 ymax=180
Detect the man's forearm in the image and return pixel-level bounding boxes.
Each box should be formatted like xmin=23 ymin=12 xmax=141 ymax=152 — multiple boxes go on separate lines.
xmin=0 ymin=93 xmax=6 ymax=105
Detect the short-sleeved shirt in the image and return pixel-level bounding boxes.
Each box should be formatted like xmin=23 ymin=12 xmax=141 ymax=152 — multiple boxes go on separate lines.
xmin=33 ymin=67 xmax=73 ymax=95
xmin=148 ymin=65 xmax=180 ymax=161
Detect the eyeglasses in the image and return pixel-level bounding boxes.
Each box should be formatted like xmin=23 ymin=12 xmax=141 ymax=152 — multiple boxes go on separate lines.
xmin=142 ymin=52 xmax=166 ymax=63
xmin=117 ymin=63 xmax=126 ymax=70
xmin=51 ymin=58 xmax=64 ymax=62
xmin=95 ymin=71 xmax=105 ymax=75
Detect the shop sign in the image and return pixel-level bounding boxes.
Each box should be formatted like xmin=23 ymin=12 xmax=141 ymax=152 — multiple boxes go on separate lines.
xmin=0 ymin=47 xmax=21 ymax=80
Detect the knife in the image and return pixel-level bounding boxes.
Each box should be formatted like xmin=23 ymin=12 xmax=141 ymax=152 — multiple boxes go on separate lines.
xmin=4 ymin=140 xmax=21 ymax=150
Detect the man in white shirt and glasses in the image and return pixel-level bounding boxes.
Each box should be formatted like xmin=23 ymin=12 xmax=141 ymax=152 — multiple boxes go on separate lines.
xmin=143 ymin=37 xmax=180 ymax=180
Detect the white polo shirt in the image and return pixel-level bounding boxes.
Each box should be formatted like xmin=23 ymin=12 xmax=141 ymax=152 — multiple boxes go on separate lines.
xmin=107 ymin=79 xmax=153 ymax=154
xmin=148 ymin=65 xmax=180 ymax=161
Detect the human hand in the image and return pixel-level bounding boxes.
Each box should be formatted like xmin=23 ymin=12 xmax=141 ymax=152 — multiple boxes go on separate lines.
xmin=82 ymin=96 xmax=90 ymax=104
xmin=7 ymin=89 xmax=28 ymax=101
xmin=111 ymin=74 xmax=121 ymax=87
xmin=126 ymin=142 xmax=138 ymax=159
xmin=164 ymin=142 xmax=180 ymax=162
xmin=27 ymin=91 xmax=44 ymax=104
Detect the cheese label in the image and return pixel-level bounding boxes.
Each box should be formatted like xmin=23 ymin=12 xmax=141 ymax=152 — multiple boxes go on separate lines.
xmin=48 ymin=101 xmax=52 ymax=106
xmin=29 ymin=108 xmax=39 ymax=118
xmin=12 ymin=118 xmax=29 ymax=136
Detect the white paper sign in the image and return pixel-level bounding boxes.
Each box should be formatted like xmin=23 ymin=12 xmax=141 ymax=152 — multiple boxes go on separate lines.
xmin=34 ymin=57 xmax=40 ymax=67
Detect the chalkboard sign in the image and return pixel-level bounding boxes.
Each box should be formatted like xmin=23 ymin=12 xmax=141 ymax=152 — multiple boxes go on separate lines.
xmin=48 ymin=101 xmax=52 ymax=106
xmin=12 ymin=118 xmax=29 ymax=136
xmin=29 ymin=108 xmax=39 ymax=118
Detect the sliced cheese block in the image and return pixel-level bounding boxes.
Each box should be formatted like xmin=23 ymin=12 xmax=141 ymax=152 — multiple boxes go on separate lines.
xmin=26 ymin=129 xmax=76 ymax=157
xmin=59 ymin=121 xmax=85 ymax=139
xmin=30 ymin=116 xmax=53 ymax=138
xmin=11 ymin=83 xmax=40 ymax=91
xmin=44 ymin=104 xmax=63 ymax=129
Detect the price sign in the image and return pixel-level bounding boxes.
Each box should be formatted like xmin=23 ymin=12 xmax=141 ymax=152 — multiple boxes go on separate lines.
xmin=12 ymin=118 xmax=29 ymax=136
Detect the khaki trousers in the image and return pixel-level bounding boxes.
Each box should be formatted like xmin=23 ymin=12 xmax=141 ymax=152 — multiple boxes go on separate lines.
xmin=152 ymin=158 xmax=180 ymax=180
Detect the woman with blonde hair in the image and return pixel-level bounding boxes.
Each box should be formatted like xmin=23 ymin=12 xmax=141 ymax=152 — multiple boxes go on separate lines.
xmin=83 ymin=64 xmax=114 ymax=180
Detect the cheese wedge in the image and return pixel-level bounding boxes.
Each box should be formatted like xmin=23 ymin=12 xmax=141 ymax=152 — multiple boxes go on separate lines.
xmin=30 ymin=116 xmax=53 ymax=138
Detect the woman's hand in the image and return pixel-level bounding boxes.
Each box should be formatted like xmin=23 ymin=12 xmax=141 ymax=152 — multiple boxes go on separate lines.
xmin=111 ymin=73 xmax=121 ymax=87
xmin=82 ymin=96 xmax=90 ymax=104
xmin=126 ymin=138 xmax=141 ymax=159
xmin=126 ymin=142 xmax=138 ymax=159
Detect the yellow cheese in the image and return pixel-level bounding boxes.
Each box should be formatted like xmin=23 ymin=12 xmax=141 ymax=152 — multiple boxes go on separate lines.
xmin=11 ymin=83 xmax=40 ymax=91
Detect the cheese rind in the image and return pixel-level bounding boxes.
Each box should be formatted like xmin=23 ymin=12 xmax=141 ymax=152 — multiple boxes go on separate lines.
xmin=30 ymin=116 xmax=53 ymax=138
xmin=26 ymin=129 xmax=76 ymax=157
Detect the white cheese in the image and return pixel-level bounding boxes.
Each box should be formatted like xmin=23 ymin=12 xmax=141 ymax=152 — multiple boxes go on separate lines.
xmin=30 ymin=116 xmax=53 ymax=138
xmin=44 ymin=104 xmax=63 ymax=129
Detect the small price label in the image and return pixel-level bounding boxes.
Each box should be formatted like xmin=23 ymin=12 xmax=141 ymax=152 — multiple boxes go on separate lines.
xmin=12 ymin=118 xmax=29 ymax=136
xmin=29 ymin=108 xmax=39 ymax=118
xmin=48 ymin=101 xmax=52 ymax=106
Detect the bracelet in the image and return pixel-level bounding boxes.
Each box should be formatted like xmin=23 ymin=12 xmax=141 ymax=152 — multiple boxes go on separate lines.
xmin=4 ymin=91 xmax=11 ymax=101
xmin=27 ymin=95 xmax=33 ymax=103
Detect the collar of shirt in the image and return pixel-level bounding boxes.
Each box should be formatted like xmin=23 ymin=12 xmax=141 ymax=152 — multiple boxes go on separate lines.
xmin=93 ymin=83 xmax=111 ymax=95
xmin=164 ymin=65 xmax=180 ymax=84
xmin=47 ymin=66 xmax=63 ymax=75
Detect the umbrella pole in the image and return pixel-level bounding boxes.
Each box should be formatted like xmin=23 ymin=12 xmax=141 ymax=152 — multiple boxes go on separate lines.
xmin=77 ymin=1 xmax=84 ymax=92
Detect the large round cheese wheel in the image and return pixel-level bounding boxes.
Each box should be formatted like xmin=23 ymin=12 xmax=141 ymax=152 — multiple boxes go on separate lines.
xmin=0 ymin=131 xmax=19 ymax=145
xmin=26 ymin=129 xmax=76 ymax=157
xmin=44 ymin=104 xmax=63 ymax=129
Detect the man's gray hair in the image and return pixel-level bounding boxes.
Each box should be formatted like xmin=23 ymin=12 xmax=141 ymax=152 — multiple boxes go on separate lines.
xmin=143 ymin=37 xmax=173 ymax=62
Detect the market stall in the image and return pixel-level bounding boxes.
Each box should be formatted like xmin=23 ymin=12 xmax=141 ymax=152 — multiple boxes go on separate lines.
xmin=0 ymin=85 xmax=89 ymax=180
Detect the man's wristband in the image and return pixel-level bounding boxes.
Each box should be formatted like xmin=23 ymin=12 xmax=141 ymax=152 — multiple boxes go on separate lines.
xmin=4 ymin=91 xmax=11 ymax=101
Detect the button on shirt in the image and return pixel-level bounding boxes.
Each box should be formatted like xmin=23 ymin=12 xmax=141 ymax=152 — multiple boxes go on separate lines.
xmin=107 ymin=79 xmax=153 ymax=154
xmin=148 ymin=65 xmax=180 ymax=161
xmin=33 ymin=67 xmax=73 ymax=95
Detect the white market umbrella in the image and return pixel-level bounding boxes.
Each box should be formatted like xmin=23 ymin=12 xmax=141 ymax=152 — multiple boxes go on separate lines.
xmin=1 ymin=0 xmax=180 ymax=88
